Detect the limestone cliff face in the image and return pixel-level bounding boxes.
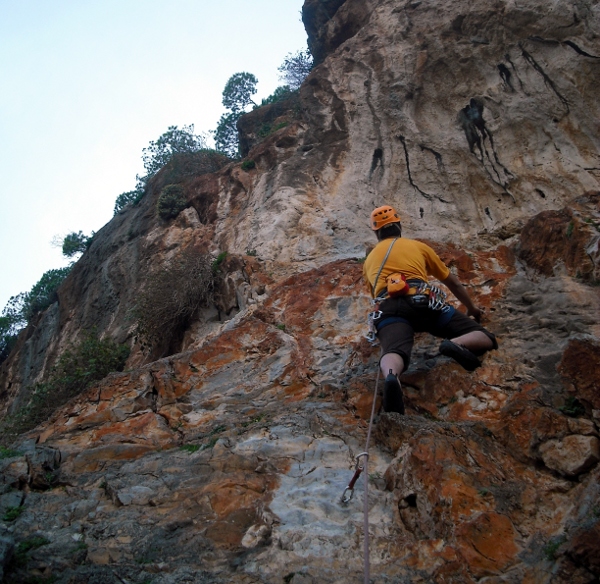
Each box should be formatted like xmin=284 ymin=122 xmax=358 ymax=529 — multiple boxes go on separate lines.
xmin=222 ymin=0 xmax=600 ymax=265
xmin=1 ymin=0 xmax=600 ymax=583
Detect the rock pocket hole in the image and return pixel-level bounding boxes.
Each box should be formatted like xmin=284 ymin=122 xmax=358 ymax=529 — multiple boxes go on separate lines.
xmin=399 ymin=493 xmax=417 ymax=509
xmin=497 ymin=63 xmax=513 ymax=90
xmin=370 ymin=148 xmax=384 ymax=175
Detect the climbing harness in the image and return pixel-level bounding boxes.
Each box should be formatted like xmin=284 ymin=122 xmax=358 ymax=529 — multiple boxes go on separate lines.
xmin=340 ymin=367 xmax=381 ymax=584
xmin=365 ymin=280 xmax=448 ymax=343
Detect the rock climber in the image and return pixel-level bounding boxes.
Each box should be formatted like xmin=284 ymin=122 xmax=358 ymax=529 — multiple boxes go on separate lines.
xmin=363 ymin=205 xmax=497 ymax=414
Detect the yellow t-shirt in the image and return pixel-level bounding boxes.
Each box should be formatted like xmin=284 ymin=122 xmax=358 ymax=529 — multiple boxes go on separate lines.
xmin=363 ymin=237 xmax=450 ymax=297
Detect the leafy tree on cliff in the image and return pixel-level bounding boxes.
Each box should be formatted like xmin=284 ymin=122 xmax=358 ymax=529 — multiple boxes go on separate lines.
xmin=221 ymin=72 xmax=258 ymax=113
xmin=2 ymin=267 xmax=72 ymax=328
xmin=278 ymin=49 xmax=313 ymax=90
xmin=141 ymin=124 xmax=209 ymax=179
xmin=114 ymin=189 xmax=144 ymax=214
xmin=214 ymin=72 xmax=259 ymax=159
xmin=20 ymin=267 xmax=73 ymax=321
xmin=259 ymin=85 xmax=295 ymax=107
xmin=62 ymin=231 xmax=94 ymax=257
xmin=113 ymin=125 xmax=211 ymax=214
xmin=0 ymin=266 xmax=73 ymax=363
xmin=0 ymin=330 xmax=130 ymax=443
xmin=0 ymin=312 xmax=20 ymax=364
xmin=214 ymin=112 xmax=241 ymax=159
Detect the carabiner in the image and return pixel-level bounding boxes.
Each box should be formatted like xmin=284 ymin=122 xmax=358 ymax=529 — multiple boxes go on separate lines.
xmin=341 ymin=486 xmax=354 ymax=504
xmin=340 ymin=452 xmax=369 ymax=505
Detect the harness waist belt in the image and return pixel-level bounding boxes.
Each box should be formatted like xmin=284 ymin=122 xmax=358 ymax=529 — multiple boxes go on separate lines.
xmin=377 ymin=278 xmax=427 ymax=299
xmin=376 ymin=306 xmax=456 ymax=331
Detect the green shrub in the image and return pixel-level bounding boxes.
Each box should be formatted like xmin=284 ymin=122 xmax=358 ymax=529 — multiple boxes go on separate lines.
xmin=142 ymin=124 xmax=209 ymax=180
xmin=0 ymin=331 xmax=129 ymax=444
xmin=0 ymin=446 xmax=21 ymax=459
xmin=3 ymin=506 xmax=24 ymax=521
xmin=134 ymin=248 xmax=214 ymax=350
xmin=211 ymin=251 xmax=228 ymax=273
xmin=257 ymin=121 xmax=289 ymax=140
xmin=180 ymin=444 xmax=200 ymax=453
xmin=241 ymin=159 xmax=256 ymax=171
xmin=62 ymin=231 xmax=94 ymax=257
xmin=114 ymin=189 xmax=145 ymax=215
xmin=156 ymin=184 xmax=187 ymax=220
xmin=15 ymin=536 xmax=50 ymax=565
xmin=160 ymin=150 xmax=229 ymax=184
xmin=543 ymin=535 xmax=567 ymax=561
xmin=566 ymin=220 xmax=574 ymax=238
xmin=559 ymin=396 xmax=585 ymax=417
xmin=114 ymin=125 xmax=220 ymax=215
xmin=257 ymin=123 xmax=272 ymax=139
xmin=258 ymin=85 xmax=296 ymax=107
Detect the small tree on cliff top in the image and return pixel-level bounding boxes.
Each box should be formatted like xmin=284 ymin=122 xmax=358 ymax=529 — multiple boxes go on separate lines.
xmin=113 ymin=124 xmax=212 ymax=214
xmin=141 ymin=124 xmax=209 ymax=179
xmin=214 ymin=112 xmax=240 ymax=159
xmin=278 ymin=49 xmax=313 ymax=90
xmin=0 ymin=266 xmax=73 ymax=364
xmin=62 ymin=231 xmax=93 ymax=258
xmin=214 ymin=72 xmax=259 ymax=158
xmin=221 ymin=72 xmax=258 ymax=113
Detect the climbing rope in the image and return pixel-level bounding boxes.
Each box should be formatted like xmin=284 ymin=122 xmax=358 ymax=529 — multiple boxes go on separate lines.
xmin=341 ymin=366 xmax=381 ymax=584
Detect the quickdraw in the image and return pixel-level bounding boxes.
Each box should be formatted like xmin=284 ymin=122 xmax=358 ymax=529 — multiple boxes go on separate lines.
xmin=340 ymin=452 xmax=368 ymax=504
xmin=411 ymin=281 xmax=447 ymax=310
xmin=365 ymin=308 xmax=382 ymax=343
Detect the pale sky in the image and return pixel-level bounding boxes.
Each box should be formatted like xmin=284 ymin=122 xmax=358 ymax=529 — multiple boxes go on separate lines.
xmin=0 ymin=0 xmax=308 ymax=309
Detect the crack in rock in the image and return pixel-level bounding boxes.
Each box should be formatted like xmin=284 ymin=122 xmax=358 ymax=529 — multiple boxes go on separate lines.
xmin=397 ymin=135 xmax=450 ymax=203
xmin=520 ymin=43 xmax=570 ymax=116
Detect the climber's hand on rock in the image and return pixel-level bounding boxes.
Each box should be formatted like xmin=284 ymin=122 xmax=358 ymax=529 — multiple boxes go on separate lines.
xmin=468 ymin=307 xmax=483 ymax=322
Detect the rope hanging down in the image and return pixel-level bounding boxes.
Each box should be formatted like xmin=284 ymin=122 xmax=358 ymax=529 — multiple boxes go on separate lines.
xmin=340 ymin=367 xmax=381 ymax=584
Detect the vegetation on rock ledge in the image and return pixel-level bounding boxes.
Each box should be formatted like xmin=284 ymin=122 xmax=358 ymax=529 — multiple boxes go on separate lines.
xmin=0 ymin=331 xmax=129 ymax=445
xmin=1 ymin=266 xmax=73 ymax=364
xmin=134 ymin=248 xmax=215 ymax=352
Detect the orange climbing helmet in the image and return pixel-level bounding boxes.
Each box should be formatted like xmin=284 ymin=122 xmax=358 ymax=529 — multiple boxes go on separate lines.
xmin=371 ymin=205 xmax=401 ymax=230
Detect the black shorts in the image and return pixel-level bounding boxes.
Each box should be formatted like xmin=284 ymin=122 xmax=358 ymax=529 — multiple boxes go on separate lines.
xmin=375 ymin=296 xmax=497 ymax=370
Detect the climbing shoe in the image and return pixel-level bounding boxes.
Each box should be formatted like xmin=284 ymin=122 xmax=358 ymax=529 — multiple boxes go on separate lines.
xmin=439 ymin=339 xmax=481 ymax=371
xmin=383 ymin=370 xmax=405 ymax=414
